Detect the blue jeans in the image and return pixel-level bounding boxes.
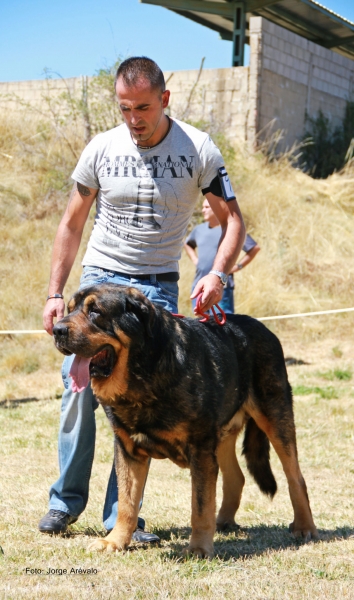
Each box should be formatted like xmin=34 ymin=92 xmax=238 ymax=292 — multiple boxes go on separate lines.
xmin=48 ymin=266 xmax=179 ymax=531
xmin=192 ymin=285 xmax=234 ymax=315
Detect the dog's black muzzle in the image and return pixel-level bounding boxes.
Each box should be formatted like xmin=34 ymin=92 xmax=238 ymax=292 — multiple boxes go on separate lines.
xmin=53 ymin=321 xmax=72 ymax=355
xmin=53 ymin=321 xmax=69 ymax=339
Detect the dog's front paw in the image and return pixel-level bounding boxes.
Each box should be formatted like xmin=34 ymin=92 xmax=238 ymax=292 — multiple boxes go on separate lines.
xmin=88 ymin=537 xmax=128 ymax=553
xmin=289 ymin=521 xmax=319 ymax=542
xmin=182 ymin=544 xmax=214 ymax=559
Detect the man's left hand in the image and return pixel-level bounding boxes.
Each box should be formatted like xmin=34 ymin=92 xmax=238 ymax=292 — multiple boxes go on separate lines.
xmin=190 ymin=273 xmax=224 ymax=314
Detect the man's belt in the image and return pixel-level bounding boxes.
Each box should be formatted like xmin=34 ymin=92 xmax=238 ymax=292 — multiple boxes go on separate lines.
xmin=131 ymin=272 xmax=179 ymax=282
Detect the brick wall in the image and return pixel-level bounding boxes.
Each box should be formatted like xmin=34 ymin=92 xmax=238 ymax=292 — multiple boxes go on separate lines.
xmin=254 ymin=16 xmax=354 ymax=149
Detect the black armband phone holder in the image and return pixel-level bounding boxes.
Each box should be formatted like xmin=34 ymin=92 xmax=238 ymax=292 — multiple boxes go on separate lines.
xmin=202 ymin=167 xmax=236 ymax=202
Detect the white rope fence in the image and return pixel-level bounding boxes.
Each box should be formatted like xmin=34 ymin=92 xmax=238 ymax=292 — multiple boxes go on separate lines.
xmin=0 ymin=307 xmax=354 ymax=334
xmin=257 ymin=307 xmax=354 ymax=322
xmin=0 ymin=330 xmax=47 ymax=335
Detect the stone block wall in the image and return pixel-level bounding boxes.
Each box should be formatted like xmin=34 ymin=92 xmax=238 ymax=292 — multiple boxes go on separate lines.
xmin=165 ymin=66 xmax=249 ymax=140
xmin=255 ymin=16 xmax=354 ymax=149
xmin=0 ymin=67 xmax=250 ymax=142
xmin=0 ymin=77 xmax=84 ymax=112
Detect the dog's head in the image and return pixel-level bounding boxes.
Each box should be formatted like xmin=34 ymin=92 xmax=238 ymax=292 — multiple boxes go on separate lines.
xmin=53 ymin=284 xmax=156 ymax=399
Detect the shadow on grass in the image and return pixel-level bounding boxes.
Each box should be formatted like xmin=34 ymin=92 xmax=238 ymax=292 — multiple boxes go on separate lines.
xmin=59 ymin=525 xmax=107 ymax=539
xmin=0 ymin=395 xmax=61 ymax=408
xmin=61 ymin=523 xmax=354 ymax=560
xmin=0 ymin=397 xmax=41 ymax=408
xmin=156 ymin=524 xmax=354 ymax=561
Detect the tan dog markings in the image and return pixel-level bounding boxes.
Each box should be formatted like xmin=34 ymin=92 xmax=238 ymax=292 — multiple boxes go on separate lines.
xmin=247 ymin=405 xmax=318 ymax=541
xmin=91 ymin=332 xmax=130 ymax=401
xmin=184 ymin=454 xmax=218 ymax=559
xmin=216 ymin=431 xmax=245 ymax=531
xmin=89 ymin=448 xmax=150 ymax=553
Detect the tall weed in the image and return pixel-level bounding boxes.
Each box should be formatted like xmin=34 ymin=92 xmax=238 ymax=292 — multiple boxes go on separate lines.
xmin=301 ymin=102 xmax=354 ymax=178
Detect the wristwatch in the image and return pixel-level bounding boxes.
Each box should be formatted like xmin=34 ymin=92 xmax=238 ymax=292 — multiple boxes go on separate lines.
xmin=209 ymin=270 xmax=228 ymax=286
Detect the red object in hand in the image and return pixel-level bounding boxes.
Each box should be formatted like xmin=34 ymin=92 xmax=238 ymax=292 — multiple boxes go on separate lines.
xmin=172 ymin=294 xmax=227 ymax=326
xmin=195 ymin=293 xmax=226 ymax=326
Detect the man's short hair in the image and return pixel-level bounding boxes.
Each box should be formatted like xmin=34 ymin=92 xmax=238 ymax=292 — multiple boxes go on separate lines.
xmin=115 ymin=57 xmax=165 ymax=93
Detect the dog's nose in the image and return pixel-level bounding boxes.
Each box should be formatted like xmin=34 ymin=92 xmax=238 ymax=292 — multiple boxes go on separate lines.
xmin=53 ymin=322 xmax=69 ymax=338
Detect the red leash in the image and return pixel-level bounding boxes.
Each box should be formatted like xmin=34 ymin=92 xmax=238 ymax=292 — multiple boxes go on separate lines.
xmin=196 ymin=293 xmax=226 ymax=325
xmin=172 ymin=293 xmax=227 ymax=326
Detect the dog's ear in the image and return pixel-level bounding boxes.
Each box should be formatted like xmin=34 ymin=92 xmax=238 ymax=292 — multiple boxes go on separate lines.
xmin=67 ymin=290 xmax=85 ymax=314
xmin=116 ymin=290 xmax=155 ymax=339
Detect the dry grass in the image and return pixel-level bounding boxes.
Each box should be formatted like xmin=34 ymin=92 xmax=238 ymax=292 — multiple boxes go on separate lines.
xmin=0 ymin=336 xmax=353 ymax=599
xmin=0 ymin=112 xmax=354 ymax=597
xmin=222 ymin=144 xmax=354 ymax=325
xmin=1 ymin=115 xmax=354 ymax=335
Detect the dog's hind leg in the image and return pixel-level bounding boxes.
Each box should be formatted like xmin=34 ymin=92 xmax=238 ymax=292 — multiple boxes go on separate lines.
xmin=247 ymin=403 xmax=318 ymax=542
xmin=216 ymin=430 xmax=244 ymax=531
xmin=184 ymin=450 xmax=219 ymax=559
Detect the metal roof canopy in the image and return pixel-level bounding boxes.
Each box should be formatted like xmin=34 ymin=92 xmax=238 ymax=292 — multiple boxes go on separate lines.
xmin=141 ymin=0 xmax=354 ymax=66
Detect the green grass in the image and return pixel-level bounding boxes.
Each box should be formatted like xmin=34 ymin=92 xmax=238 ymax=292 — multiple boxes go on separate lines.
xmin=292 ymin=385 xmax=339 ymax=399
xmin=316 ymin=369 xmax=352 ymax=382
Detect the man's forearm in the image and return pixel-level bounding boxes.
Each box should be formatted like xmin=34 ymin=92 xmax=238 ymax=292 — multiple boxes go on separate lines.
xmin=44 ymin=182 xmax=96 ymax=334
xmin=212 ymin=218 xmax=245 ymax=275
xmin=190 ymin=195 xmax=245 ymax=311
xmin=48 ymin=223 xmax=83 ymax=295
xmin=231 ymin=244 xmax=260 ymax=272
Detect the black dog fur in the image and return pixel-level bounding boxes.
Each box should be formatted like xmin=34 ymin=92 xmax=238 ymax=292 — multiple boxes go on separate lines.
xmin=53 ymin=283 xmax=318 ymax=557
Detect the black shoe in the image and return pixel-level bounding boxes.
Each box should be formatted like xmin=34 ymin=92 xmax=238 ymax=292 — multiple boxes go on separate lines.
xmin=38 ymin=510 xmax=78 ymax=534
xmin=131 ymin=526 xmax=160 ymax=544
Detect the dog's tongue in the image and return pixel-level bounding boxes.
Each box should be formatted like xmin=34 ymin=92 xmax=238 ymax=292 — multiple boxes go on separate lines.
xmin=69 ymin=356 xmax=91 ymax=393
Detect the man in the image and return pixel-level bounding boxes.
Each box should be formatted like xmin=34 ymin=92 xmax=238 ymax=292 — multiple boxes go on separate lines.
xmin=39 ymin=57 xmax=245 ymax=540
xmin=185 ymin=199 xmax=260 ymax=314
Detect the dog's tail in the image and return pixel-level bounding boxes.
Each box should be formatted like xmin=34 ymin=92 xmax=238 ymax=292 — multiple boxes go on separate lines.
xmin=242 ymin=417 xmax=277 ymax=498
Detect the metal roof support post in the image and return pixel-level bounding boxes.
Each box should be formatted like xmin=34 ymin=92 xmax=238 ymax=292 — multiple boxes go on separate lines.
xmin=232 ymin=1 xmax=246 ymax=66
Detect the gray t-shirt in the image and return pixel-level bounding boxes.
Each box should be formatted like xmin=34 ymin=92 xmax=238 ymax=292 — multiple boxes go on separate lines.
xmin=72 ymin=118 xmax=224 ymax=274
xmin=186 ymin=223 xmax=257 ymax=289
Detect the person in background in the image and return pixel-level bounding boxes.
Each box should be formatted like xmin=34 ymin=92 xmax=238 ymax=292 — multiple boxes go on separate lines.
xmin=185 ymin=199 xmax=260 ymax=314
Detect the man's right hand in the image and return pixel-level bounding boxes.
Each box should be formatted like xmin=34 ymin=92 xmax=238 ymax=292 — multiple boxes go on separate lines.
xmin=190 ymin=273 xmax=224 ymax=313
xmin=43 ymin=298 xmax=65 ymax=335
xmin=43 ymin=182 xmax=98 ymax=336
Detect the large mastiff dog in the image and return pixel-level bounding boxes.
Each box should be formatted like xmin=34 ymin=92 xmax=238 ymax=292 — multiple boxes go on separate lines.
xmin=53 ymin=283 xmax=318 ymax=557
